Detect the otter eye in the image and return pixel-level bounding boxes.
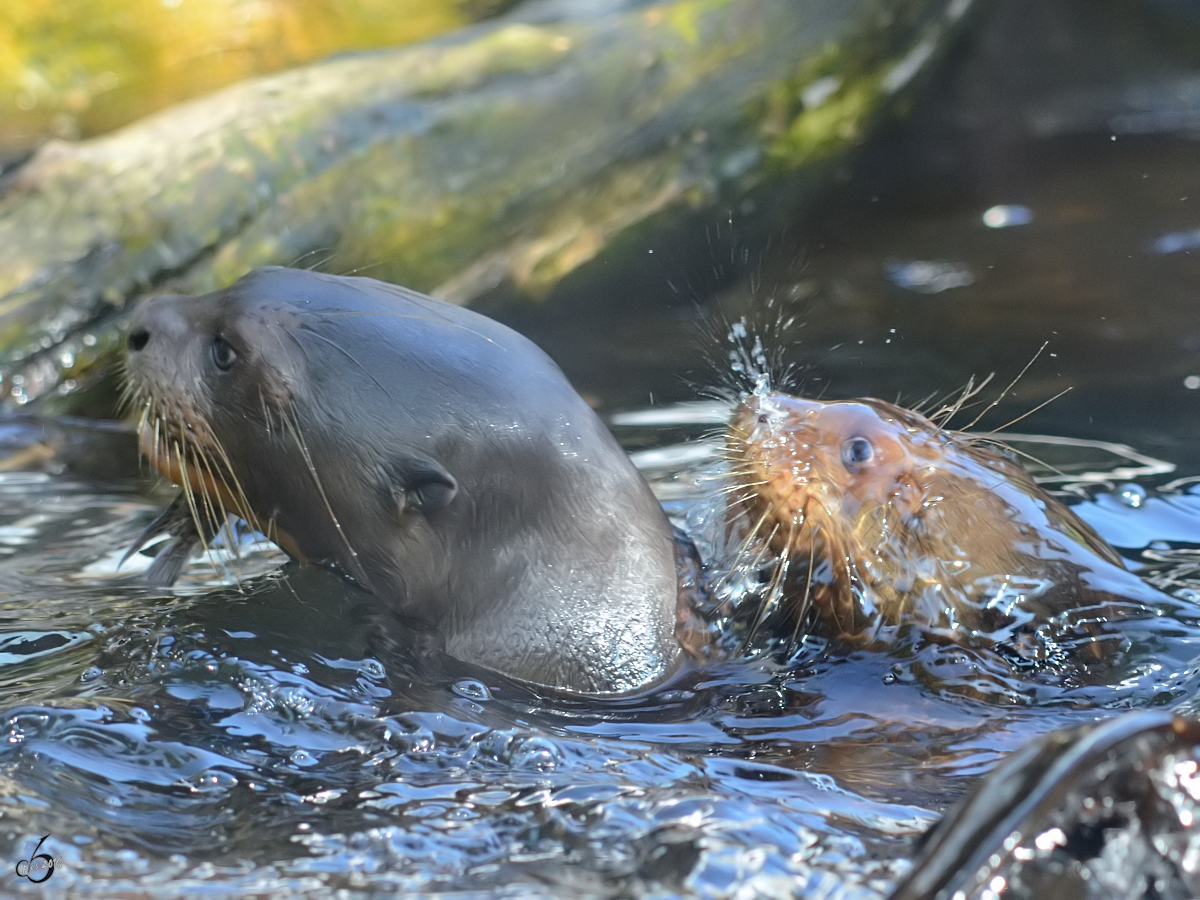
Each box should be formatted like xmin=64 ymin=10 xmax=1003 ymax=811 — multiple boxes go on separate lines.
xmin=211 ymin=336 xmax=238 ymax=371
xmin=841 ymin=437 xmax=874 ymax=468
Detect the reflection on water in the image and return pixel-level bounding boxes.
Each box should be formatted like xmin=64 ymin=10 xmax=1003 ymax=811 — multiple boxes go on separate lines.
xmin=1 ymin=413 xmax=1200 ymax=894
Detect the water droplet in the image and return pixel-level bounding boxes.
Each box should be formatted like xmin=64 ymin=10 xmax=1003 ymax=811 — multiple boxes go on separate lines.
xmin=184 ymin=770 xmax=238 ymax=793
xmin=290 ymin=749 xmax=318 ymax=768
xmin=80 ymin=666 xmax=102 ymax=683
xmin=1116 ymin=483 xmax=1146 ymax=508
xmin=359 ymin=659 xmax=385 ymax=679
xmin=510 ymin=736 xmax=564 ymax=772
xmin=452 ymin=679 xmax=490 ymax=701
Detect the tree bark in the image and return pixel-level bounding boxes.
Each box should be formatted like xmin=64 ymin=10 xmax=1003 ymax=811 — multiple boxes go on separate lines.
xmin=0 ymin=0 xmax=971 ymax=413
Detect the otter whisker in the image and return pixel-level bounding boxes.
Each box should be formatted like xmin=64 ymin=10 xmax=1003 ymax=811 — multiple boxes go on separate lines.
xmin=971 ymin=440 xmax=1067 ymax=480
xmin=712 ymin=505 xmax=776 ymax=604
xmin=116 ymin=379 xmax=137 ymax=417
xmin=281 ymin=406 xmax=361 ymax=570
xmin=203 ymin=422 xmax=259 ymax=536
xmin=734 ymin=502 xmax=776 ymax=552
xmin=258 ymin=390 xmax=274 ymax=437
xmin=908 ymin=388 xmax=942 ymax=418
xmin=765 ymin=515 xmax=801 ymax=630
xmin=172 ymin=438 xmax=221 ymax=580
xmin=742 ymin=522 xmax=784 ymax=645
xmin=738 ymin=521 xmax=781 ymax=582
xmin=135 ymin=403 xmax=151 ymax=476
xmin=275 ymin=324 xmax=310 ymax=366
xmin=714 ymin=479 xmax=770 ymax=496
xmin=192 ymin=446 xmax=239 ymax=568
xmin=932 ymin=373 xmax=994 ymax=429
xmin=294 ymin=247 xmax=337 ymax=271
xmin=718 ymin=494 xmax=764 ymax=518
xmin=288 ymin=327 xmax=392 ymax=399
xmin=703 ymin=472 xmax=762 ymax=490
xmin=959 ymin=342 xmax=1048 ymax=432
xmin=788 ymin=531 xmax=818 ymax=651
xmin=971 ymin=386 xmax=1073 ymax=439
xmin=152 ymin=415 xmax=162 ymax=473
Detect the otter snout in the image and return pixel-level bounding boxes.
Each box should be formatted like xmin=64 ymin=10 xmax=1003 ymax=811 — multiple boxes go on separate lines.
xmin=127 ymin=295 xmax=192 ymax=359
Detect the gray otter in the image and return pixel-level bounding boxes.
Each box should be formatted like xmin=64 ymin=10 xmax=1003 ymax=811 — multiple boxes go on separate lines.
xmin=125 ymin=266 xmax=699 ymax=695
xmin=725 ymin=390 xmax=1170 ymax=654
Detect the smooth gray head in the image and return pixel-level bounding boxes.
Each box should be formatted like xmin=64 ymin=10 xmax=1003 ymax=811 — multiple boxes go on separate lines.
xmin=126 ymin=267 xmax=684 ymax=693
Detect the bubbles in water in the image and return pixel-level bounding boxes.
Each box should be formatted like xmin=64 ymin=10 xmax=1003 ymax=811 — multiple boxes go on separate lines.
xmin=388 ymin=719 xmax=436 ymax=755
xmin=290 ymin=749 xmax=318 ymax=768
xmin=451 ymin=679 xmax=491 ymax=702
xmin=509 ymin=736 xmax=565 ymax=772
xmin=274 ymin=687 xmax=316 ymax=719
xmin=80 ymin=666 xmax=102 ymax=683
xmin=184 ymin=769 xmax=239 ymax=792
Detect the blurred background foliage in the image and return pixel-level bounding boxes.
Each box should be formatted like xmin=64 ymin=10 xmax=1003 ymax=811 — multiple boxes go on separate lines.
xmin=0 ymin=0 xmax=508 ymax=156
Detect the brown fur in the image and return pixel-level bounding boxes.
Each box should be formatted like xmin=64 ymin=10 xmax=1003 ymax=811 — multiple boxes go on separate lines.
xmin=726 ymin=391 xmax=1153 ymax=651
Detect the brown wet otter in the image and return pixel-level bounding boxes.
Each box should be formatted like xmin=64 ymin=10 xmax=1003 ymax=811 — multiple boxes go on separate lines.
xmin=124 ymin=266 xmax=704 ymax=695
xmin=725 ymin=390 xmax=1170 ymax=655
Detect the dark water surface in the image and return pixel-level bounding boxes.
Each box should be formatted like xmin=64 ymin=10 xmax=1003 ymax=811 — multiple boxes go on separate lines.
xmin=6 ymin=0 xmax=1200 ymax=896
xmin=3 ymin=422 xmax=1200 ymax=897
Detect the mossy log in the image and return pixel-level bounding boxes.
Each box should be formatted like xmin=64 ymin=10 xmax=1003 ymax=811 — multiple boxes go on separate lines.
xmin=0 ymin=0 xmax=971 ymax=413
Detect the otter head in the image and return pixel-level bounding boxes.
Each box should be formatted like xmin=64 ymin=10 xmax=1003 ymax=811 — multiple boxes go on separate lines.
xmin=726 ymin=389 xmax=1142 ymax=642
xmin=126 ymin=267 xmax=684 ymax=693
xmin=727 ymin=392 xmax=943 ymax=553
xmin=126 ymin=278 xmax=310 ymax=551
xmin=727 ymin=391 xmax=984 ymax=632
xmin=127 ymin=269 xmax=566 ymax=631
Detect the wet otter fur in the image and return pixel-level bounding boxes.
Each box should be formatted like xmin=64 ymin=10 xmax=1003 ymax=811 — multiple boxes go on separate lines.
xmin=725 ymin=390 xmax=1170 ymax=658
xmin=124 ymin=266 xmax=703 ymax=695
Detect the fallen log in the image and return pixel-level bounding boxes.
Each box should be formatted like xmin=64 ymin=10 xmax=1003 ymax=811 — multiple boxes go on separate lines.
xmin=0 ymin=0 xmax=972 ymax=413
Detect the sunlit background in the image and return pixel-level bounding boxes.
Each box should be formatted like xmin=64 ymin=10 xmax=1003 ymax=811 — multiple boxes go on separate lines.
xmin=0 ymin=0 xmax=504 ymax=155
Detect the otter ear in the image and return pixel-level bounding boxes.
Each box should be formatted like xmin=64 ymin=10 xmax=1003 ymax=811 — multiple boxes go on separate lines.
xmin=386 ymin=455 xmax=458 ymax=516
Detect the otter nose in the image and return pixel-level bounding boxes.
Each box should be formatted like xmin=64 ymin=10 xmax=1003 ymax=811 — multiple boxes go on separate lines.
xmin=127 ymin=296 xmax=191 ymax=355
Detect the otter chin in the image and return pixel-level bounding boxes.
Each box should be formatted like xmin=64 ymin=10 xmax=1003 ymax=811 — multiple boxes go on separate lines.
xmin=124 ymin=266 xmax=699 ymax=695
xmin=725 ymin=390 xmax=1169 ymax=652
